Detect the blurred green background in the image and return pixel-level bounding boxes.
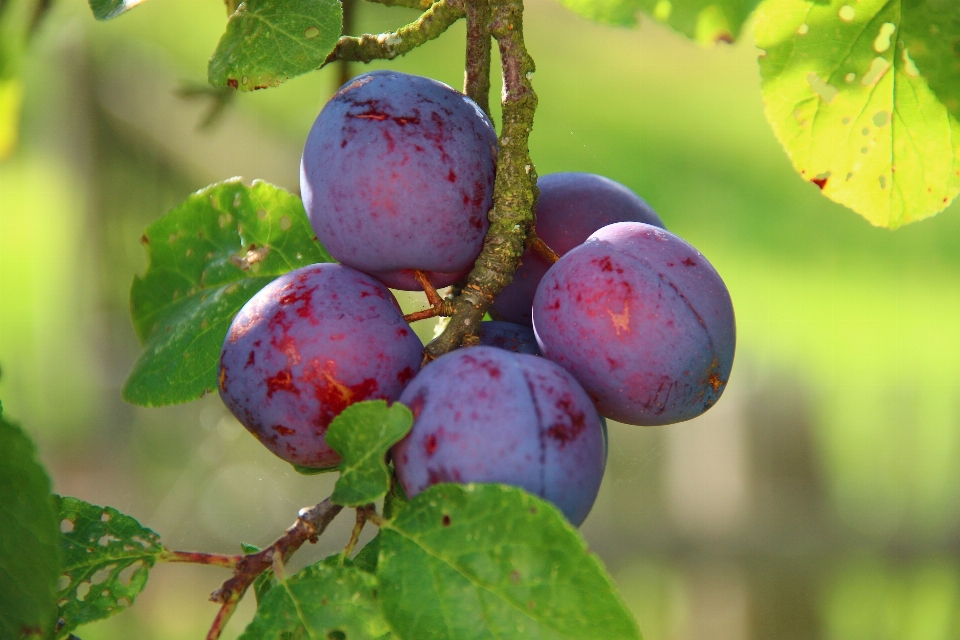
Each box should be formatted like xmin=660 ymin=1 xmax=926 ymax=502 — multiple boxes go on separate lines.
xmin=2 ymin=0 xmax=960 ymax=637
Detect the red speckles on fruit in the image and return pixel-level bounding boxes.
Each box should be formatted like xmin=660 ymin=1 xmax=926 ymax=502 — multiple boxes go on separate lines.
xmin=266 ymin=370 xmax=299 ymax=398
xmin=424 ymin=433 xmax=438 ymax=456
xmin=218 ymin=264 xmax=422 ymax=470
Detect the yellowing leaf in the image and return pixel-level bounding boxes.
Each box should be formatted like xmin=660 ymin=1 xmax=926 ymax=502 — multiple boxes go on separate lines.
xmin=756 ymin=0 xmax=960 ymax=228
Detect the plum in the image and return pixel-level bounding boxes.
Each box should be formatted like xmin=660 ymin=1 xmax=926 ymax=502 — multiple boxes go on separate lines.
xmin=478 ymin=320 xmax=541 ymax=355
xmin=532 ymin=222 xmax=735 ymax=426
xmin=218 ymin=263 xmax=423 ymax=469
xmin=300 ymin=70 xmax=498 ymax=290
xmin=392 ymin=346 xmax=605 ymax=526
xmin=494 ymin=172 xmax=664 ymax=325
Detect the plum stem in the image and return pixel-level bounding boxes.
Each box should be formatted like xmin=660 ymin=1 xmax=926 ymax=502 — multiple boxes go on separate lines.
xmin=341 ymin=507 xmax=369 ymax=561
xmin=465 ymin=0 xmax=493 ymax=117
xmin=224 ymin=0 xmax=240 ymax=16
xmin=425 ymin=0 xmax=538 ymax=359
xmin=404 ymin=271 xmax=456 ymax=322
xmin=323 ymin=0 xmax=465 ymax=67
xmin=204 ymin=498 xmax=343 ymax=640
xmin=414 ymin=270 xmax=444 ymax=307
xmin=530 ymin=235 xmax=559 ymax=263
xmin=159 ymin=550 xmax=241 ymax=569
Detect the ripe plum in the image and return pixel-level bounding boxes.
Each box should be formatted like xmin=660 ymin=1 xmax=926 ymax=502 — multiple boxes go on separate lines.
xmin=218 ymin=263 xmax=423 ymax=468
xmin=478 ymin=320 xmax=541 ymax=355
xmin=301 ymin=70 xmax=498 ymax=290
xmin=532 ymin=222 xmax=735 ymax=426
xmin=392 ymin=346 xmax=605 ymax=526
xmin=494 ymin=172 xmax=664 ymax=324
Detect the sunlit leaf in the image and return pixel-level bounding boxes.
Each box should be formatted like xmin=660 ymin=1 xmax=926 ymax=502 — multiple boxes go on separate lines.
xmin=557 ymin=0 xmax=760 ymax=45
xmin=327 ymin=401 xmax=413 ymax=507
xmin=125 ymin=179 xmax=332 ymax=406
xmin=0 ymin=403 xmax=60 ymax=640
xmin=209 ymin=0 xmax=342 ymax=91
xmin=239 ymin=560 xmax=393 ymax=639
xmin=377 ymin=483 xmax=639 ymax=639
xmin=55 ymin=497 xmax=163 ymax=639
xmin=87 ymin=0 xmax=149 ymax=20
xmin=756 ymin=0 xmax=960 ymax=227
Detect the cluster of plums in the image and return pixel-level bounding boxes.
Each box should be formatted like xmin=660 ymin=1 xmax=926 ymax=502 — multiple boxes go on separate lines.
xmin=218 ymin=70 xmax=735 ymax=526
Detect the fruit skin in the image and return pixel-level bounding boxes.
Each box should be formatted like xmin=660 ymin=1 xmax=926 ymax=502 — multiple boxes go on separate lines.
xmin=393 ymin=346 xmax=605 ymax=526
xmin=301 ymin=70 xmax=498 ymax=290
xmin=478 ymin=320 xmax=542 ymax=355
xmin=532 ymin=222 xmax=735 ymax=426
xmin=218 ymin=263 xmax=423 ymax=468
xmin=494 ymin=172 xmax=664 ymax=325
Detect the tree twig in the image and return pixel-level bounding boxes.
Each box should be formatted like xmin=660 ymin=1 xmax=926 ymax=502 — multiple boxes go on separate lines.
xmin=204 ymin=498 xmax=343 ymax=639
xmin=425 ymin=0 xmax=538 ymax=359
xmin=464 ymin=0 xmax=492 ymax=117
xmin=160 ymin=550 xmax=240 ymax=569
xmin=364 ymin=0 xmax=433 ymax=8
xmin=323 ymin=0 xmax=465 ymax=67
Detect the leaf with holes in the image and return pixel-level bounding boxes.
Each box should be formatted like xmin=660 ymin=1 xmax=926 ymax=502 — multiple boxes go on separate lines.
xmin=327 ymin=401 xmax=413 ymax=507
xmin=88 ymin=0 xmax=150 ymax=20
xmin=0 ymin=403 xmax=60 ymax=640
xmin=55 ymin=497 xmax=164 ymax=638
xmin=756 ymin=0 xmax=960 ymax=227
xmin=239 ymin=559 xmax=394 ymax=640
xmin=557 ymin=0 xmax=761 ymax=45
xmin=209 ymin=0 xmax=342 ymax=91
xmin=376 ymin=483 xmax=639 ymax=640
xmin=125 ymin=178 xmax=333 ymax=407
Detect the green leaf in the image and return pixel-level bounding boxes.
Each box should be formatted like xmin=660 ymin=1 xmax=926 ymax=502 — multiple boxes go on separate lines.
xmin=898 ymin=2 xmax=960 ymax=121
xmin=239 ymin=560 xmax=394 ymax=640
xmin=377 ymin=484 xmax=640 ymax=640
xmin=125 ymin=178 xmax=332 ymax=406
xmin=88 ymin=0 xmax=149 ymax=20
xmin=0 ymin=403 xmax=60 ymax=640
xmin=209 ymin=0 xmax=342 ymax=92
xmin=327 ymin=401 xmax=413 ymax=507
xmin=755 ymin=0 xmax=960 ymax=228
xmin=352 ymin=533 xmax=380 ymax=574
xmin=557 ymin=0 xmax=760 ymax=45
xmin=55 ymin=497 xmax=164 ymax=638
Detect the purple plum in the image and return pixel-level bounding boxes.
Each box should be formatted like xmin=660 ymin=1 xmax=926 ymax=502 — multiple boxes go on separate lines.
xmin=392 ymin=346 xmax=605 ymax=526
xmin=300 ymin=70 xmax=498 ymax=290
xmin=532 ymin=222 xmax=735 ymax=426
xmin=478 ymin=320 xmax=541 ymax=355
xmin=218 ymin=263 xmax=423 ymax=469
xmin=494 ymin=172 xmax=664 ymax=325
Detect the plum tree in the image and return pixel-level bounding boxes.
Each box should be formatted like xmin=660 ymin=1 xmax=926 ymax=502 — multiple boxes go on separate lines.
xmin=478 ymin=320 xmax=541 ymax=355
xmin=533 ymin=222 xmax=735 ymax=426
xmin=300 ymin=70 xmax=499 ymax=290
xmin=392 ymin=346 xmax=605 ymax=526
xmin=494 ymin=172 xmax=664 ymax=325
xmin=218 ymin=263 xmax=423 ymax=469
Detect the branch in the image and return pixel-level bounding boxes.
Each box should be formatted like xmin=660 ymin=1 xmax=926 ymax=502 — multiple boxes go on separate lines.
xmin=324 ymin=0 xmax=465 ymax=67
xmin=160 ymin=550 xmax=240 ymax=569
xmin=205 ymin=498 xmax=343 ymax=640
xmin=464 ymin=0 xmax=492 ymax=117
xmin=224 ymin=0 xmax=240 ymax=16
xmin=364 ymin=0 xmax=434 ymax=8
xmin=425 ymin=0 xmax=538 ymax=359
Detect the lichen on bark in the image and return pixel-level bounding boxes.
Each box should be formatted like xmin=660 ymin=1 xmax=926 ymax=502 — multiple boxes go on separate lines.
xmin=424 ymin=0 xmax=538 ymax=360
